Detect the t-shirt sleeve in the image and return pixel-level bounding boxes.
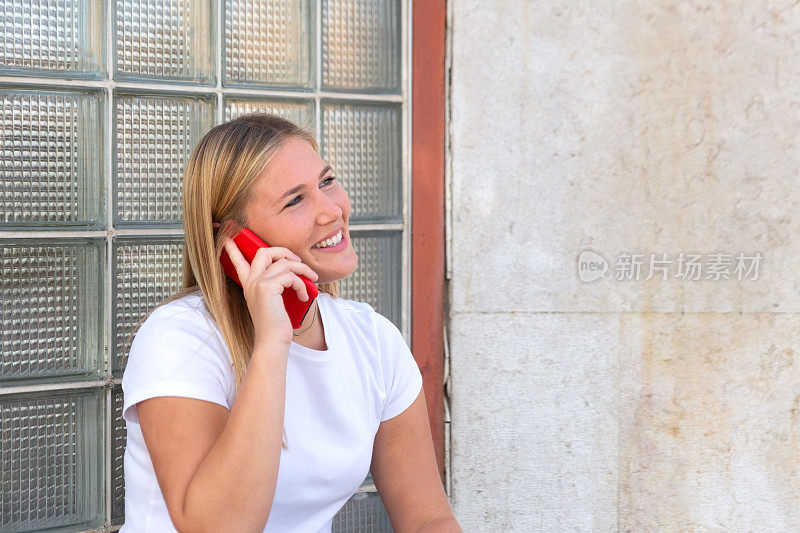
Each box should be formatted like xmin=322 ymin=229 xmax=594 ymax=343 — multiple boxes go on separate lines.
xmin=375 ymin=313 xmax=423 ymax=422
xmin=121 ymin=305 xmax=234 ymax=426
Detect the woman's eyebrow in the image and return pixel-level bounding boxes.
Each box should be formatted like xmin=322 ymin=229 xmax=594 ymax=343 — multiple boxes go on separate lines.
xmin=274 ymin=164 xmax=332 ymax=205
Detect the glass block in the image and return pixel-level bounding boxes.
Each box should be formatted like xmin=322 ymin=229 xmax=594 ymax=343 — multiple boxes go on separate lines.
xmin=112 ymin=237 xmax=184 ymax=375
xmin=0 ymin=88 xmax=103 ymax=228
xmin=0 ymin=0 xmax=104 ymax=77
xmin=0 ymin=388 xmax=104 ymax=532
xmin=115 ymin=0 xmax=213 ymax=83
xmin=332 ymin=491 xmax=393 ymax=532
xmin=0 ymin=239 xmax=104 ymax=384
xmin=114 ymin=92 xmax=214 ymax=226
xmin=225 ymin=97 xmax=315 ymax=131
xmin=321 ymin=101 xmax=401 ymax=222
xmin=225 ymin=0 xmax=314 ymax=88
xmin=111 ymin=385 xmax=126 ymax=524
xmin=339 ymin=231 xmax=401 ymax=329
xmin=322 ymin=0 xmax=400 ymax=92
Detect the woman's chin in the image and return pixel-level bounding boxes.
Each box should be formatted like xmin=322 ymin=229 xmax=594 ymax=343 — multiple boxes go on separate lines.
xmin=315 ymin=263 xmax=358 ymax=285
xmin=316 ymin=270 xmax=355 ymax=285
xmin=312 ymin=250 xmax=357 ymax=285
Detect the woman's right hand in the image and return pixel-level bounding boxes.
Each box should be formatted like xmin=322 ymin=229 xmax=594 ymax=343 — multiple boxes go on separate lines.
xmin=222 ymin=238 xmax=319 ymax=346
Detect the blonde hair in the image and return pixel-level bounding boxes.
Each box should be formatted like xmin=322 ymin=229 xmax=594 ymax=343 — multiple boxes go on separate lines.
xmin=129 ymin=113 xmax=339 ymax=449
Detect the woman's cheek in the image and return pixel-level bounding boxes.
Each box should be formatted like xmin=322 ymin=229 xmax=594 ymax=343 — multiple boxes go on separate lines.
xmin=338 ymin=189 xmax=352 ymax=216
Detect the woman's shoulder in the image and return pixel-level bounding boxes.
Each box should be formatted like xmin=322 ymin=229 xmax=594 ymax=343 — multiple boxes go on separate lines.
xmin=323 ymin=293 xmax=383 ymax=330
xmin=324 ymin=292 xmax=375 ymax=315
xmin=132 ymin=290 xmax=224 ymax=353
xmin=122 ymin=290 xmax=234 ymax=423
xmin=140 ymin=291 xmax=213 ymax=330
xmin=125 ymin=291 xmax=230 ymax=379
xmin=323 ymin=294 xmax=401 ymax=340
xmin=148 ymin=289 xmax=208 ymax=318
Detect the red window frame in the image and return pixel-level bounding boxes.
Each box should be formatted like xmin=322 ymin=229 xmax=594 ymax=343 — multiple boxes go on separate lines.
xmin=411 ymin=0 xmax=447 ymax=481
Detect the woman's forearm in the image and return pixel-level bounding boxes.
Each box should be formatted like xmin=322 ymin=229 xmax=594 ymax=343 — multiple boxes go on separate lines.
xmin=418 ymin=515 xmax=463 ymax=533
xmin=180 ymin=342 xmax=290 ymax=532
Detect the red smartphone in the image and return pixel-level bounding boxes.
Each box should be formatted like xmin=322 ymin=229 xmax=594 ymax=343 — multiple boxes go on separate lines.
xmin=219 ymin=226 xmax=319 ymax=329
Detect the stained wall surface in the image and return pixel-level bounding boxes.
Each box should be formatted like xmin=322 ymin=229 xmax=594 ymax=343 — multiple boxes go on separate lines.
xmin=447 ymin=1 xmax=800 ymax=530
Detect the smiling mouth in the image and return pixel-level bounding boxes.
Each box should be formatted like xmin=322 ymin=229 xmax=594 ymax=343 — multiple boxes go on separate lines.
xmin=312 ymin=229 xmax=344 ymax=249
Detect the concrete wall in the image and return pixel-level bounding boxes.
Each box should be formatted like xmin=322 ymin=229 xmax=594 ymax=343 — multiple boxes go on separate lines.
xmin=446 ymin=1 xmax=800 ymax=530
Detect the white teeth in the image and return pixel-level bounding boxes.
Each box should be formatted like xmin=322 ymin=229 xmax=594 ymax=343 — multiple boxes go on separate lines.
xmin=313 ymin=230 xmax=342 ymax=249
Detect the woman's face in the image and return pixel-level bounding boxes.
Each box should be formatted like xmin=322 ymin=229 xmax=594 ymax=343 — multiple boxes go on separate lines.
xmin=244 ymin=136 xmax=358 ymax=284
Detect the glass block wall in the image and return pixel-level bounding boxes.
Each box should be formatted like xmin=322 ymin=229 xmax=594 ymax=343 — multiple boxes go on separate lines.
xmin=0 ymin=0 xmax=409 ymax=531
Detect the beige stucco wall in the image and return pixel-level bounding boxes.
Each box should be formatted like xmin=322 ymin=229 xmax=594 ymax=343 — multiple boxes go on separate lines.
xmin=446 ymin=1 xmax=800 ymax=530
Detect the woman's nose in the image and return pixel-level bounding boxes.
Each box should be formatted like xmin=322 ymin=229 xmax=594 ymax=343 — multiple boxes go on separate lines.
xmin=315 ymin=194 xmax=343 ymax=224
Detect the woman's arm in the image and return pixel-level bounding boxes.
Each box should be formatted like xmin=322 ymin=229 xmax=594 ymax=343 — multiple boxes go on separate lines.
xmin=182 ymin=344 xmax=288 ymax=531
xmin=370 ymin=388 xmax=462 ymax=532
xmin=137 ymin=342 xmax=289 ymax=533
xmin=419 ymin=517 xmax=463 ymax=532
xmin=139 ymin=241 xmax=314 ymax=531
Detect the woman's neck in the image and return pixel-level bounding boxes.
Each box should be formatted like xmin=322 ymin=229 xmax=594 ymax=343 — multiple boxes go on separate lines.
xmin=291 ymin=299 xmax=326 ymax=351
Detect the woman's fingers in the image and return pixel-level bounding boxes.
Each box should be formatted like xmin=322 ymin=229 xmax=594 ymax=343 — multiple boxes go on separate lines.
xmin=225 ymin=241 xmax=319 ymax=291
xmin=286 ymin=272 xmax=309 ymax=302
xmin=279 ymin=258 xmax=317 ymax=282
xmin=223 ymin=238 xmax=250 ymax=282
xmin=249 ymin=246 xmax=302 ymax=279
xmin=265 ymin=271 xmax=309 ymax=301
xmin=252 ymin=248 xmax=318 ymax=282
xmin=267 ymin=258 xmax=318 ymax=283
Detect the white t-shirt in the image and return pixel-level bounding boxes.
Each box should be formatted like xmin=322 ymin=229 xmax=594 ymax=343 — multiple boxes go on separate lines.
xmin=120 ymin=291 xmax=423 ymax=532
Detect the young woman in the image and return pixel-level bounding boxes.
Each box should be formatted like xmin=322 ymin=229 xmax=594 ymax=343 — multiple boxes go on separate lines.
xmin=120 ymin=114 xmax=461 ymax=532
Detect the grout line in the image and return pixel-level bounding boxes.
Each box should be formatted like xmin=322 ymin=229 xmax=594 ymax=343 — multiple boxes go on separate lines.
xmin=0 ymin=76 xmax=403 ymax=102
xmin=0 ymin=223 xmax=404 ymax=239
xmin=104 ymin=0 xmax=114 ymax=527
xmin=216 ymin=0 xmax=223 ymax=122
xmin=402 ymin=0 xmax=412 ymax=343
xmin=315 ymin=0 xmax=322 ymax=139
xmin=0 ymin=380 xmax=109 ymax=396
xmin=104 ymin=381 xmax=113 ymax=529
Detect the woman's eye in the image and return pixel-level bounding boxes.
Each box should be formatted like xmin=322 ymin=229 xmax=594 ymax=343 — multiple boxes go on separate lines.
xmin=285 ymin=176 xmax=336 ymax=208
